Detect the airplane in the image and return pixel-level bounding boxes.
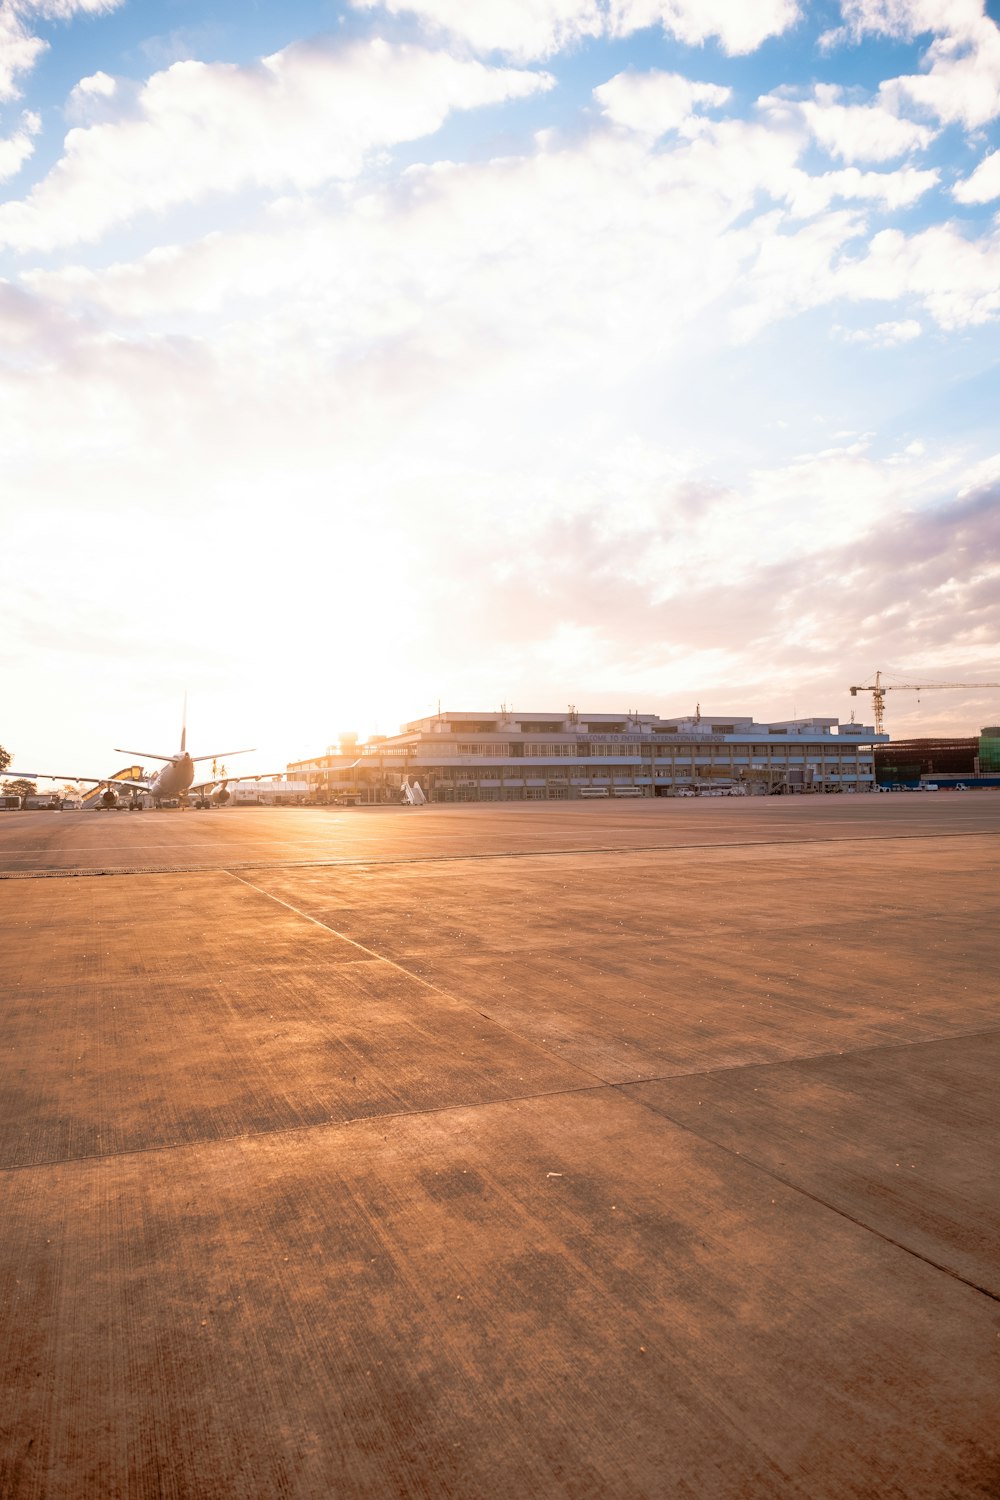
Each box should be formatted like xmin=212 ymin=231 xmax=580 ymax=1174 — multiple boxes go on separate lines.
xmin=7 ymin=713 xmax=262 ymax=810
xmin=111 ymin=721 xmax=256 ymax=808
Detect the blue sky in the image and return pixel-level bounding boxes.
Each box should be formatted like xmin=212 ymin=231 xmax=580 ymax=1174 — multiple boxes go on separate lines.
xmin=2 ymin=0 xmax=1000 ymax=772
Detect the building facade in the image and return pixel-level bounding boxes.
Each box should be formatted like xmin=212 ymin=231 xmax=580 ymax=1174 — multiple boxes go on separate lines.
xmin=874 ymin=727 xmax=1000 ymax=790
xmin=230 ymin=777 xmax=311 ymax=806
xmin=289 ymin=710 xmax=884 ymax=803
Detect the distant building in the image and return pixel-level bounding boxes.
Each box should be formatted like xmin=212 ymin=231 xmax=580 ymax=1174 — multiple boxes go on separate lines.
xmin=289 ymin=710 xmax=884 ymax=804
xmin=979 ymin=726 xmax=1000 ymax=773
xmin=231 ymin=778 xmax=311 ymax=806
xmin=875 ymin=727 xmax=1000 ymax=789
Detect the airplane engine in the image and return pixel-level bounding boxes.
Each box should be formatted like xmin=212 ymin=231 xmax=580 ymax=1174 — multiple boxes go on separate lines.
xmin=215 ymin=787 xmax=231 ymax=805
xmin=100 ymin=788 xmax=119 ymax=809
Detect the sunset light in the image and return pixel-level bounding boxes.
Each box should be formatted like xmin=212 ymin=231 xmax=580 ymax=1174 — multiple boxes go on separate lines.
xmin=4 ymin=7 xmax=1000 ymax=1487
xmin=2 ymin=0 xmax=1000 ymax=772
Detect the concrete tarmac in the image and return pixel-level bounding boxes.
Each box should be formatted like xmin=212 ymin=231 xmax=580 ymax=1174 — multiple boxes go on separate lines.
xmin=1 ymin=797 xmax=998 ymax=1497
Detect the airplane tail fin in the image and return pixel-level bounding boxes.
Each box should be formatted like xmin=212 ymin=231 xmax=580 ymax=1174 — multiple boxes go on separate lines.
xmin=181 ymin=692 xmax=187 ymax=754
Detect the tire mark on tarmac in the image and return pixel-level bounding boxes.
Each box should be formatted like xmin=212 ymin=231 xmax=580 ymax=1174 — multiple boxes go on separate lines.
xmin=0 ymin=825 xmax=997 ymax=878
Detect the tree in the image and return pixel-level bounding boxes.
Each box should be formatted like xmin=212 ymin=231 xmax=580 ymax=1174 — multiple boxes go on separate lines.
xmin=2 ymin=778 xmax=37 ymax=800
xmin=0 ymin=745 xmax=10 ymax=777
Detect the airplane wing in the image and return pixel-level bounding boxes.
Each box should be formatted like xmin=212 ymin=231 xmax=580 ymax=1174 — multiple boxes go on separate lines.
xmin=3 ymin=771 xmax=98 ymax=782
xmin=2 ymin=770 xmax=151 ymax=788
xmin=4 ymin=768 xmax=153 ymax=792
xmin=189 ymin=749 xmax=256 ymax=764
xmin=113 ymin=748 xmax=257 ymax=763
xmin=189 ymin=771 xmax=284 ymax=795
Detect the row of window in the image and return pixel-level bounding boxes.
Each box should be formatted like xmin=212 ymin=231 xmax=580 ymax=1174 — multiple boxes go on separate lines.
xmin=413 ymin=740 xmax=868 ymax=757
xmin=315 ymin=760 xmax=874 ymax=783
xmin=357 ymin=740 xmax=875 ymax=763
xmin=426 ymin=767 xmax=870 ymax=782
xmin=424 ymin=755 xmax=871 ymax=770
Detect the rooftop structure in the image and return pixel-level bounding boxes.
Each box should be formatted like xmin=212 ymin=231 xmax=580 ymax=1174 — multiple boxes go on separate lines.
xmin=289 ymin=710 xmax=884 ymax=804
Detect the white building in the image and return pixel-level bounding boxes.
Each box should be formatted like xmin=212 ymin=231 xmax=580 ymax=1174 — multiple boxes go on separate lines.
xmin=289 ymin=710 xmax=884 ymax=804
xmin=231 ymin=777 xmax=311 ymax=805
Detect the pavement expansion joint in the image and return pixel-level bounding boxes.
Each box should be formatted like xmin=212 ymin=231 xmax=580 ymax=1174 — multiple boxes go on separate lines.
xmin=621 ymin=1084 xmax=1000 ymax=1306
xmin=227 ymin=870 xmax=613 ymax=1089
xmin=632 ymin=1023 xmax=1000 ymax=1082
xmin=0 ymin=824 xmax=997 ymax=879
xmin=0 ymin=1078 xmax=611 ymax=1175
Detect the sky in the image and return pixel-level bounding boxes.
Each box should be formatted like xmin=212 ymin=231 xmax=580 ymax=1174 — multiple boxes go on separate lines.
xmin=2 ymin=0 xmax=1000 ymax=776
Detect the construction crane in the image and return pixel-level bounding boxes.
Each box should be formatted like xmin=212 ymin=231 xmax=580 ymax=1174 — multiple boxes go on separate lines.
xmin=849 ymin=669 xmax=1000 ymax=736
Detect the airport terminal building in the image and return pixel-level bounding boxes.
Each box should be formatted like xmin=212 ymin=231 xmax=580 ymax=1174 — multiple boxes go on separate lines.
xmin=289 ymin=710 xmax=884 ymax=803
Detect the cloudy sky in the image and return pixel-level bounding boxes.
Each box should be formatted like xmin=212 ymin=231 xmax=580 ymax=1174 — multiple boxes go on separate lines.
xmin=2 ymin=0 xmax=1000 ymax=773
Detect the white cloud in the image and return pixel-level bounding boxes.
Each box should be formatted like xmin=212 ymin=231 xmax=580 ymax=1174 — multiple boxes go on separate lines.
xmin=353 ymin=0 xmax=801 ymax=59
xmin=18 ymin=108 xmax=945 ymax=366
xmin=0 ymin=0 xmax=122 ymax=101
xmin=0 ymin=6 xmax=46 ymax=101
xmin=825 ymin=0 xmax=987 ymax=45
xmin=0 ymin=108 xmax=40 ymax=181
xmin=64 ymin=70 xmax=140 ymax=126
xmin=880 ymin=20 xmax=1000 ymax=128
xmin=736 ymin=438 xmax=951 ymax=558
xmin=659 ymin=111 xmax=937 ymax=218
xmin=23 ymin=117 xmax=820 ymax=355
xmin=0 ymin=37 xmax=553 ymax=252
xmin=732 ymin=207 xmax=867 ymax=337
xmin=953 ymin=148 xmax=1000 ymax=202
xmin=782 ymin=162 xmax=938 ymax=216
xmin=762 ymin=83 xmax=936 ymax=161
xmin=837 ymin=222 xmax=1000 ymax=327
xmin=837 ymin=317 xmax=924 ymax=343
xmin=6 ymin=0 xmax=1000 ymax=757
xmin=74 ymin=66 xmax=115 ymax=94
xmin=26 ymin=127 xmax=764 ymax=364
xmin=823 ymin=1 xmax=1000 ymax=129
xmin=353 ymin=0 xmax=604 ymax=62
xmin=26 ymin=0 xmax=121 ymax=15
xmin=608 ymin=0 xmax=802 ymax=55
xmin=594 ymin=69 xmax=730 ymax=135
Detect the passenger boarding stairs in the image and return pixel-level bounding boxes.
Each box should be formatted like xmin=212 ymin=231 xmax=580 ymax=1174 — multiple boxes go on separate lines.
xmin=80 ymin=765 xmax=146 ymax=807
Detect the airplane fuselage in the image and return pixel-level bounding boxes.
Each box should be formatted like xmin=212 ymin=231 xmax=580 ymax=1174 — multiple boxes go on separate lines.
xmin=148 ymin=753 xmax=196 ymax=803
